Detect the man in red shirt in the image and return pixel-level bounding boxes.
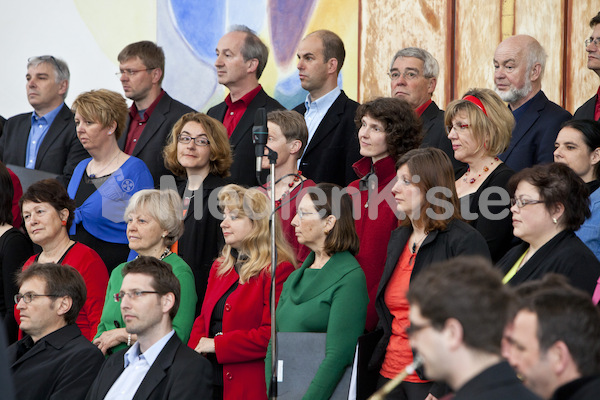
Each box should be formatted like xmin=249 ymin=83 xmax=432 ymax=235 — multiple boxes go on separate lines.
xmin=574 ymin=11 xmax=600 ymax=122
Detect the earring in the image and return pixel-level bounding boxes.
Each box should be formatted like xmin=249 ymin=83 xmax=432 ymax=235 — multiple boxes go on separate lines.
xmin=552 ymin=218 xmax=558 ymax=224
xmin=107 ymin=131 xmax=112 ymax=135
xmin=324 ymin=230 xmax=330 ymax=236
xmin=61 ymin=220 xmax=67 ymax=226
xmin=161 ymin=234 xmax=166 ymax=238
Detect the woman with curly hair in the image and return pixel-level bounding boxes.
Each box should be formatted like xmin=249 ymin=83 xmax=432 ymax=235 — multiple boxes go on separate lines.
xmin=347 ymin=97 xmax=422 ymax=331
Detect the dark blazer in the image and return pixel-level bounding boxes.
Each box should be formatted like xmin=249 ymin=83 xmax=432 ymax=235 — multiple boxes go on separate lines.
xmin=420 ymin=101 xmax=466 ymax=171
xmin=453 ymin=361 xmax=540 ymax=400
xmin=497 ymin=230 xmax=600 ymax=295
xmin=177 ymin=174 xmax=226 ymax=314
xmin=86 ymin=334 xmax=212 ymax=400
xmin=294 ymin=90 xmax=361 ymax=186
xmin=551 ymin=375 xmax=600 ymax=400
xmin=573 ymin=94 xmax=599 ymax=121
xmin=371 ymin=220 xmax=491 ymax=371
xmin=208 ymin=88 xmax=285 ymax=187
xmin=119 ymin=92 xmax=194 ymax=188
xmin=0 ymin=104 xmax=89 ymax=185
xmin=499 ymin=91 xmax=571 ymax=172
xmin=7 ymin=324 xmax=104 ymax=400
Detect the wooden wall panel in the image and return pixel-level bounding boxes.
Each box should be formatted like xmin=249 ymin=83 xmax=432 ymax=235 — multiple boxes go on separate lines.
xmin=359 ymin=0 xmax=450 ymax=105
xmin=514 ymin=0 xmax=565 ymax=106
xmin=454 ymin=0 xmax=502 ymax=103
xmin=566 ymin=1 xmax=598 ymax=113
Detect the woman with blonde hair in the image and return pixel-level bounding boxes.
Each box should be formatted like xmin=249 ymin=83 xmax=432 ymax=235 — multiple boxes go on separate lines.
xmin=163 ymin=112 xmax=232 ymax=310
xmin=188 ymin=184 xmax=296 ymax=400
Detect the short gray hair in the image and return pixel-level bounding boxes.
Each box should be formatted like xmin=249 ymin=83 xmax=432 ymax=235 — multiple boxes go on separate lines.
xmin=229 ymin=25 xmax=269 ymax=79
xmin=390 ymin=47 xmax=439 ymax=79
xmin=525 ymin=39 xmax=547 ymax=80
xmin=124 ymin=189 xmax=184 ymax=247
xmin=27 ymin=55 xmax=70 ymax=98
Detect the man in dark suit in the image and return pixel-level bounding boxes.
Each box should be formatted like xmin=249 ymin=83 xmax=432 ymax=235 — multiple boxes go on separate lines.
xmin=389 ymin=47 xmax=464 ymax=171
xmin=293 ymin=30 xmax=361 ymax=186
xmin=405 ymin=257 xmax=540 ymax=400
xmin=117 ymin=41 xmax=195 ymax=187
xmin=0 ymin=56 xmax=88 ymax=185
xmin=574 ymin=11 xmax=600 ymax=122
xmin=208 ymin=25 xmax=284 ymax=187
xmin=494 ymin=35 xmax=571 ymax=172
xmin=86 ymin=256 xmax=212 ymax=400
xmin=504 ymin=277 xmax=600 ymax=400
xmin=7 ymin=263 xmax=104 ymax=400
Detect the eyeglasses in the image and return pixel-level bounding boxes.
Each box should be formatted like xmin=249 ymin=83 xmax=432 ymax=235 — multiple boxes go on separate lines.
xmin=445 ymin=123 xmax=470 ymax=135
xmin=585 ymin=38 xmax=600 ymax=47
xmin=405 ymin=322 xmax=432 ymax=337
xmin=113 ymin=290 xmax=159 ymax=302
xmin=14 ymin=293 xmax=60 ymax=304
xmin=296 ymin=209 xmax=317 ymax=219
xmin=177 ymin=135 xmax=210 ymax=146
xmin=115 ymin=68 xmax=152 ymax=77
xmin=388 ymin=70 xmax=421 ymax=82
xmin=510 ymin=197 xmax=544 ymax=208
xmin=29 ymin=55 xmax=64 ymax=74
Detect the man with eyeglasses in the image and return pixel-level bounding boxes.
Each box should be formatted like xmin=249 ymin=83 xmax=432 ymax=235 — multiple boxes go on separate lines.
xmin=493 ymin=35 xmax=571 ymax=172
xmin=117 ymin=41 xmax=194 ymax=187
xmin=574 ymin=11 xmax=600 ymax=122
xmin=293 ymin=29 xmax=361 ymax=186
xmin=0 ymin=55 xmax=88 ymax=185
xmin=7 ymin=263 xmax=104 ymax=400
xmin=405 ymin=256 xmax=540 ymax=400
xmin=86 ymin=256 xmax=212 ymax=400
xmin=389 ymin=47 xmax=464 ymax=171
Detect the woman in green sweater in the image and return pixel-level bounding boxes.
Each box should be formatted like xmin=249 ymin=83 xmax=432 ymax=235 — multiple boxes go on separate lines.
xmin=266 ymin=183 xmax=368 ymax=400
xmin=93 ymin=189 xmax=197 ymax=355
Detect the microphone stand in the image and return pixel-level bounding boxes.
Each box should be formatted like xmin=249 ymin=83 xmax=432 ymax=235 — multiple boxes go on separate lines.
xmin=266 ymin=146 xmax=279 ymax=400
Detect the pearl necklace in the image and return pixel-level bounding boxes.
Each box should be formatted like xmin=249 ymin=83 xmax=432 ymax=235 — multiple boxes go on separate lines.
xmin=462 ymin=157 xmax=499 ymax=184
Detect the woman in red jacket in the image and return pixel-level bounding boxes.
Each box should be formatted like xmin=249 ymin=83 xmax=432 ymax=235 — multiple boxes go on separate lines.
xmin=188 ymin=184 xmax=296 ymax=400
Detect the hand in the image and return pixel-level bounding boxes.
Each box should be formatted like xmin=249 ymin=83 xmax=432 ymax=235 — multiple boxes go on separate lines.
xmin=424 ymin=394 xmax=438 ymax=400
xmin=92 ymin=328 xmax=128 ymax=355
xmin=194 ymin=337 xmax=216 ymax=354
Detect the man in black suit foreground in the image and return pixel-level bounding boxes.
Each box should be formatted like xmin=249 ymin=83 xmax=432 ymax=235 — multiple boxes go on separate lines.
xmin=86 ymin=256 xmax=212 ymax=400
xmin=0 ymin=55 xmax=88 ymax=185
xmin=8 ymin=263 xmax=104 ymax=400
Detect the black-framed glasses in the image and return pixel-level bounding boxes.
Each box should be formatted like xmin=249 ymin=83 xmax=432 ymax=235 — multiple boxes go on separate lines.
xmin=585 ymin=38 xmax=600 ymax=47
xmin=177 ymin=135 xmax=210 ymax=146
xmin=115 ymin=68 xmax=152 ymax=77
xmin=14 ymin=293 xmax=60 ymax=304
xmin=405 ymin=322 xmax=432 ymax=337
xmin=28 ymin=55 xmax=63 ymax=74
xmin=445 ymin=123 xmax=470 ymax=135
xmin=114 ymin=290 xmax=159 ymax=302
xmin=510 ymin=197 xmax=544 ymax=208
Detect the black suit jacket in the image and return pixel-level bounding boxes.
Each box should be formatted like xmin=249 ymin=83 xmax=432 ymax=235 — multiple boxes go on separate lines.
xmin=119 ymin=92 xmax=195 ymax=187
xmin=294 ymin=91 xmax=361 ymax=186
xmin=420 ymin=101 xmax=466 ymax=171
xmin=86 ymin=334 xmax=212 ymax=400
xmin=0 ymin=104 xmax=89 ymax=185
xmin=499 ymin=91 xmax=571 ymax=172
xmin=7 ymin=324 xmax=104 ymax=400
xmin=208 ymin=87 xmax=285 ymax=187
xmin=573 ymin=94 xmax=599 ymax=121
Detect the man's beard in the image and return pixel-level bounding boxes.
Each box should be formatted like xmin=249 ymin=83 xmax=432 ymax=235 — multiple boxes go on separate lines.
xmin=495 ymin=78 xmax=532 ymax=104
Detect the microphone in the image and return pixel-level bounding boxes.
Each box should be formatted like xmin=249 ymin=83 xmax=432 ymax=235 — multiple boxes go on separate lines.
xmin=252 ymin=108 xmax=268 ymax=176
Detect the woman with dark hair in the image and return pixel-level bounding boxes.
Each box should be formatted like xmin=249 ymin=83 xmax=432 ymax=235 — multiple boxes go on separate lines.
xmin=68 ymin=89 xmax=153 ymax=272
xmin=497 ymin=162 xmax=600 ymax=294
xmin=163 ymin=112 xmax=233 ymax=311
xmin=445 ymin=88 xmax=516 ymax=262
xmin=18 ymin=179 xmax=108 ymax=341
xmin=266 ymin=183 xmax=369 ymax=400
xmin=0 ymin=162 xmax=32 ymax=343
xmin=348 ymin=97 xmax=422 ymax=331
xmin=370 ymin=148 xmax=490 ymax=400
xmin=554 ymin=119 xmax=600 ymax=259
xmin=189 ymin=184 xmax=296 ymax=400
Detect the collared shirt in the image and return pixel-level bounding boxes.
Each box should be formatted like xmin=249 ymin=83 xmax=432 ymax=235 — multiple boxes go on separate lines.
xmin=223 ymin=84 xmax=262 ymax=138
xmin=509 ymin=91 xmax=540 ymax=123
xmin=124 ymin=90 xmax=166 ymax=154
xmin=104 ymin=330 xmax=175 ymax=400
xmin=415 ymin=98 xmax=432 ymax=117
xmin=594 ymin=86 xmax=600 ymax=121
xmin=298 ymin=86 xmax=341 ymax=167
xmin=26 ymin=103 xmax=63 ymax=169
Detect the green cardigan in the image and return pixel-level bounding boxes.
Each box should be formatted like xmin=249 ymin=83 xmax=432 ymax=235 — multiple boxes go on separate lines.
xmin=94 ymin=253 xmax=197 ymax=354
xmin=266 ymin=251 xmax=368 ymax=400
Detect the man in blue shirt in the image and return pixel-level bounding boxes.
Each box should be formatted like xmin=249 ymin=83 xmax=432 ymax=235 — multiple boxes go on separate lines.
xmin=0 ymin=56 xmax=88 ymax=185
xmin=86 ymin=256 xmax=212 ymax=400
